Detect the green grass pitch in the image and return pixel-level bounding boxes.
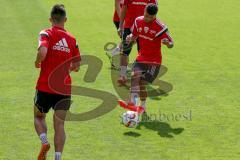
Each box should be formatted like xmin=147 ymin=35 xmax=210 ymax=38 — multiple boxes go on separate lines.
xmin=0 ymin=0 xmax=240 ymax=159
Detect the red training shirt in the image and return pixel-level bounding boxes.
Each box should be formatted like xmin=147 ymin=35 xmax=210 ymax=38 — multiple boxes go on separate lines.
xmin=36 ymin=26 xmax=81 ymax=95
xmin=113 ymin=0 xmax=124 ymax=22
xmin=131 ymin=16 xmax=173 ymax=64
xmin=123 ymin=0 xmax=158 ymax=28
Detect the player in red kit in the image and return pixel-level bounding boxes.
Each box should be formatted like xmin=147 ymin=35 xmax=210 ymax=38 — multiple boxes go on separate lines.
xmin=34 ymin=4 xmax=81 ymax=160
xmin=118 ymin=0 xmax=158 ymax=85
xmin=118 ymin=3 xmax=174 ymax=116
xmin=111 ymin=0 xmax=124 ymax=56
xmin=113 ymin=0 xmax=123 ymax=30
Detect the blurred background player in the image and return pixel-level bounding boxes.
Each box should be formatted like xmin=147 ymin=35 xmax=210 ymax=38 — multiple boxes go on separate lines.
xmin=118 ymin=0 xmax=158 ymax=85
xmin=34 ymin=4 xmax=81 ymax=160
xmin=111 ymin=0 xmax=124 ymax=56
xmin=118 ymin=3 xmax=173 ymax=116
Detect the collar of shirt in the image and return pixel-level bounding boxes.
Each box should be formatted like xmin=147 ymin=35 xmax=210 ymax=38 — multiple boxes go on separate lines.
xmin=52 ymin=25 xmax=66 ymax=31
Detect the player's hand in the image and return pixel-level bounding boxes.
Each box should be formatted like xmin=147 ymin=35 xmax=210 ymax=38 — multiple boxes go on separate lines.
xmin=126 ymin=35 xmax=132 ymax=44
xmin=35 ymin=61 xmax=41 ymax=68
xmin=162 ymin=38 xmax=174 ymax=48
xmin=161 ymin=38 xmax=169 ymax=45
xmin=126 ymin=34 xmax=136 ymax=45
xmin=70 ymin=62 xmax=80 ymax=72
xmin=73 ymin=67 xmax=80 ymax=72
xmin=118 ymin=28 xmax=123 ymax=38
xmin=70 ymin=67 xmax=80 ymax=72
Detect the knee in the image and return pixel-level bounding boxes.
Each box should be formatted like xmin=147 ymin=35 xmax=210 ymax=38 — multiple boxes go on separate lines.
xmin=34 ymin=111 xmax=46 ymax=119
xmin=131 ymin=72 xmax=141 ymax=83
xmin=34 ymin=115 xmax=45 ymax=123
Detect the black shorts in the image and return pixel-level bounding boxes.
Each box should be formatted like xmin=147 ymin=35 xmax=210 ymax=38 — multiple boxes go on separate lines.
xmin=34 ymin=90 xmax=71 ymax=113
xmin=132 ymin=61 xmax=160 ymax=83
xmin=113 ymin=21 xmax=120 ymax=30
xmin=122 ymin=28 xmax=139 ymax=56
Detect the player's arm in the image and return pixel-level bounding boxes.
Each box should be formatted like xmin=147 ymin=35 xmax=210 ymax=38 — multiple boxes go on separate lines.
xmin=70 ymin=60 xmax=80 ymax=72
xmin=126 ymin=34 xmax=137 ymax=44
xmin=126 ymin=18 xmax=139 ymax=44
xmin=155 ymin=25 xmax=174 ymax=49
xmin=35 ymin=31 xmax=49 ymax=68
xmin=161 ymin=31 xmax=174 ymax=48
xmin=70 ymin=41 xmax=81 ymax=72
xmin=70 ymin=61 xmax=80 ymax=72
xmin=35 ymin=47 xmax=48 ymax=68
xmin=115 ymin=0 xmax=121 ymax=18
xmin=126 ymin=24 xmax=138 ymax=44
xmin=118 ymin=1 xmax=128 ymax=37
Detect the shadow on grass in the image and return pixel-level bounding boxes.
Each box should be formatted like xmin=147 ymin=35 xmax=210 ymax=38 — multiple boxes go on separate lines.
xmin=136 ymin=120 xmax=184 ymax=138
xmin=123 ymin=131 xmax=141 ymax=137
xmin=123 ymin=113 xmax=184 ymax=138
xmin=123 ymin=121 xmax=184 ymax=138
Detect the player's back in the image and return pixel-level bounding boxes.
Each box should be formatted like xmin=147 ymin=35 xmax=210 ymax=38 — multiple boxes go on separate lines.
xmin=37 ymin=26 xmax=80 ymax=94
xmin=41 ymin=26 xmax=76 ymax=69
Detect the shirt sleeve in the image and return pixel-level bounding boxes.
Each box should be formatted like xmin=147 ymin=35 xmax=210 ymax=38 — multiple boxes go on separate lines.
xmin=155 ymin=24 xmax=168 ymax=38
xmin=38 ymin=30 xmax=49 ymax=50
xmin=160 ymin=30 xmax=174 ymax=45
xmin=72 ymin=40 xmax=81 ymax=62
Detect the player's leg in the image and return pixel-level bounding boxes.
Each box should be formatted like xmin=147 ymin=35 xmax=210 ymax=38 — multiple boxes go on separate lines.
xmin=118 ymin=28 xmax=133 ymax=85
xmin=34 ymin=90 xmax=51 ymax=160
xmin=111 ymin=21 xmax=121 ymax=56
xmin=129 ymin=65 xmax=141 ymax=105
xmin=118 ymin=57 xmax=128 ymax=85
xmin=139 ymin=80 xmax=148 ymax=110
xmin=34 ymin=106 xmax=47 ymax=140
xmin=52 ymin=96 xmax=71 ymax=160
xmin=140 ymin=64 xmax=161 ymax=111
xmin=129 ymin=62 xmax=148 ymax=114
xmin=118 ymin=61 xmax=145 ymax=113
xmin=53 ymin=110 xmax=67 ymax=160
xmin=114 ymin=21 xmax=120 ymax=30
xmin=139 ymin=79 xmax=150 ymax=121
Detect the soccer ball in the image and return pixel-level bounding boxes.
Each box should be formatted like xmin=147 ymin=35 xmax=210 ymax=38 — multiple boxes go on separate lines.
xmin=122 ymin=111 xmax=139 ymax=128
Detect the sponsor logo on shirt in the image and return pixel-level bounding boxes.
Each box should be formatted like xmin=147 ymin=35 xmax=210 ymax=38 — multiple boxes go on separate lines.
xmin=139 ymin=34 xmax=154 ymax=41
xmin=132 ymin=1 xmax=148 ymax=5
xmin=144 ymin=27 xmax=149 ymax=33
xmin=53 ymin=38 xmax=70 ymax=53
xmin=150 ymin=30 xmax=157 ymax=34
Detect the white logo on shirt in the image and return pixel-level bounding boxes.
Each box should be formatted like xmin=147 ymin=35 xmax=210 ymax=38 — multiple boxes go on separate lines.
xmin=53 ymin=38 xmax=70 ymax=53
xmin=144 ymin=27 xmax=149 ymax=33
xmin=150 ymin=30 xmax=157 ymax=34
xmin=132 ymin=1 xmax=148 ymax=6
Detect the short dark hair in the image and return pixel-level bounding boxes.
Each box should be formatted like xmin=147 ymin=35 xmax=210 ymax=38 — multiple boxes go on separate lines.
xmin=146 ymin=3 xmax=158 ymax=15
xmin=51 ymin=4 xmax=66 ymax=23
